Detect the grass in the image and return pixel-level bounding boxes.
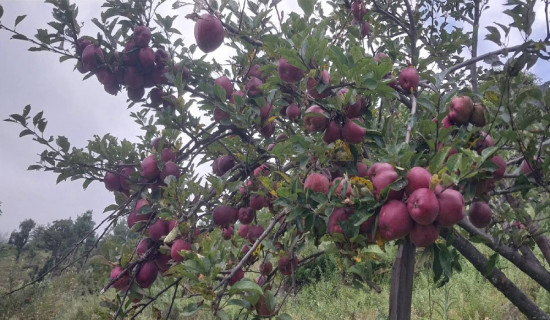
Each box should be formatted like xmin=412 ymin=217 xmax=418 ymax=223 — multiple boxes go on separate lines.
xmin=2 ymin=242 xmax=550 ymax=320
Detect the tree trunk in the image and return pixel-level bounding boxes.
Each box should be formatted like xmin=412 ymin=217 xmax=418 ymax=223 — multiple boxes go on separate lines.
xmin=459 ymin=220 xmax=550 ymax=293
xmin=389 ymin=238 xmax=415 ymax=320
xmin=442 ymin=229 xmax=550 ymax=320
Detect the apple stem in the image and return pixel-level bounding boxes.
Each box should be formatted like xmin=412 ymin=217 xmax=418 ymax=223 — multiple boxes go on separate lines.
xmin=405 ymin=95 xmax=417 ymax=143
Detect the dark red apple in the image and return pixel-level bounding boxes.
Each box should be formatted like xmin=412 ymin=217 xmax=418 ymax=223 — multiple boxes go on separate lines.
xmin=133 ymin=26 xmax=151 ymax=48
xmin=249 ymin=195 xmax=267 ymax=211
xmin=127 ymin=86 xmax=145 ymax=102
xmin=160 ymin=148 xmax=175 ymax=162
xmin=194 ymin=14 xmax=225 ymax=53
xmin=119 ymin=166 xmax=134 ymax=191
xmin=436 ymin=188 xmax=465 ymax=227
xmin=278 ymin=58 xmax=304 ymax=83
xmin=352 ymin=0 xmax=367 ymax=21
xmin=378 ymin=200 xmax=414 ymax=241
xmin=214 ymin=76 xmax=233 ymax=100
xmin=81 ymin=45 xmax=104 ymax=72
xmin=150 ymin=87 xmax=163 ymax=106
xmin=238 ymin=207 xmax=256 ymax=224
xmin=278 ymin=255 xmax=298 ymax=275
xmin=246 ymin=64 xmax=263 ymax=79
xmin=139 ymin=47 xmax=155 ymax=70
xmin=212 ymin=206 xmax=238 ymax=226
xmin=341 ymin=118 xmax=366 ymax=144
xmin=360 ymin=21 xmax=370 ymax=38
xmin=372 ymin=169 xmax=403 ymax=201
xmin=122 ymin=41 xmax=139 ymax=66
xmin=256 ymin=294 xmax=276 ymax=317
xmin=448 ymin=96 xmax=474 ymax=125
xmin=247 ymin=225 xmax=264 ymax=242
xmin=222 ymin=226 xmax=234 ymax=240
xmin=155 ymin=48 xmax=169 ymax=66
xmin=238 ymin=224 xmax=250 ymax=239
xmin=75 ymin=37 xmax=92 ymax=56
xmin=254 ymin=164 xmax=270 ymax=177
xmin=345 ymin=97 xmax=366 ymax=118
xmin=246 ymin=77 xmax=263 ymax=97
xmin=285 ymin=103 xmax=301 ymax=120
xmin=303 ymin=173 xmax=330 ymax=194
xmin=259 ymin=121 xmax=275 ymax=138
xmin=323 ymin=120 xmax=342 ymax=144
xmin=307 ymin=77 xmax=330 ymax=99
xmin=229 ymin=268 xmax=244 ymax=285
xmin=229 ymin=90 xmax=245 ymax=104
xmin=410 ymin=223 xmax=439 ymax=247
xmin=366 ymin=162 xmax=394 ymax=179
xmin=490 ymin=155 xmax=506 ymax=180
xmin=149 ymin=218 xmax=169 ymax=241
xmin=260 ymin=261 xmax=273 ymax=275
xmin=104 ymin=171 xmax=121 ymax=191
xmin=136 ymin=238 xmax=153 ymax=257
xmin=520 ymin=157 xmax=540 ymax=175
xmin=155 ymin=254 xmax=172 ymax=273
xmin=405 ymin=167 xmax=432 ymax=195
xmin=328 ymin=207 xmax=353 ymax=234
xmin=141 ymin=155 xmax=160 ymax=180
xmin=110 ymin=266 xmax=130 ymax=291
xmin=170 ymin=239 xmax=192 ymax=262
xmin=213 ymin=155 xmax=235 ymax=176
xmin=357 ymin=162 xmax=369 ymax=177
xmin=213 ymin=107 xmax=230 ymax=123
xmin=468 ymin=201 xmax=492 ymax=228
xmin=136 ymin=261 xmax=158 ymax=288
xmin=124 ymin=66 xmax=145 ymax=89
xmin=398 ymin=66 xmax=419 ymax=93
xmin=407 ymin=188 xmax=439 ymax=225
xmin=303 ymin=105 xmax=329 ymax=132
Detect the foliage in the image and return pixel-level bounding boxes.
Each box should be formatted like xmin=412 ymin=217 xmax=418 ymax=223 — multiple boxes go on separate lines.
xmin=1 ymin=0 xmax=550 ymax=319
xmin=8 ymin=219 xmax=36 ymax=260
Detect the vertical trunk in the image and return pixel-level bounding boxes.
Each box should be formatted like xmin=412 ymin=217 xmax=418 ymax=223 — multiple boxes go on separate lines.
xmin=442 ymin=229 xmax=550 ymax=320
xmin=388 ymin=239 xmax=415 ymax=320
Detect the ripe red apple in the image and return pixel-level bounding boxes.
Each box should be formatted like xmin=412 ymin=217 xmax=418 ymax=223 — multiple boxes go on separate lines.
xmin=238 ymin=224 xmax=250 ymax=239
xmin=229 ymin=268 xmax=244 ymax=285
xmin=136 ymin=238 xmax=153 ymax=257
xmin=247 ymin=225 xmax=264 ymax=242
xmin=303 ymin=105 xmax=329 ymax=132
xmin=448 ymin=96 xmax=474 ymax=125
xmin=127 ymin=86 xmax=145 ymax=102
xmin=160 ymin=148 xmax=175 ymax=162
xmin=222 ymin=226 xmax=234 ymax=240
xmin=119 ymin=166 xmax=134 ymax=191
xmin=307 ymin=77 xmax=330 ymax=99
xmin=278 ymin=58 xmax=304 ymax=83
xmin=323 ymin=120 xmax=342 ymax=144
xmin=136 ymin=261 xmax=158 ymax=288
xmin=328 ymin=207 xmax=353 ymax=234
xmin=520 ymin=157 xmax=540 ymax=175
xmin=360 ymin=21 xmax=370 ymax=38
xmin=155 ymin=254 xmax=172 ymax=273
xmin=214 ymin=76 xmax=233 ymax=100
xmin=213 ymin=107 xmax=230 ymax=123
xmin=149 ymin=218 xmax=169 ymax=242
xmin=254 ymin=164 xmax=270 ymax=177
xmin=332 ymin=178 xmax=352 ymax=198
xmin=170 ymin=239 xmax=192 ymax=262
xmin=398 ymin=66 xmax=419 ymax=93
xmin=139 ymin=47 xmax=155 ymax=70
xmin=260 ymin=261 xmax=273 ymax=276
xmin=259 ymin=102 xmax=273 ymax=121
xmin=246 ymin=77 xmax=263 ymax=97
xmin=341 ymin=118 xmax=366 ymax=144
xmin=141 ymin=155 xmax=160 ymax=180
xmin=246 ymin=64 xmax=263 ymax=79
xmin=278 ymin=255 xmax=299 ymax=275
xmin=436 ymin=188 xmax=465 ymax=227
xmin=410 ymin=223 xmax=439 ymax=247
xmin=229 ymin=90 xmax=245 ymax=104
xmin=212 ymin=206 xmax=238 ymax=226
xmin=96 ymin=69 xmax=116 ymax=86
xmin=212 ymin=155 xmax=235 ymax=176
xmin=160 ymin=161 xmax=179 ymax=181
xmin=490 ymin=155 xmax=507 ymax=180
xmin=303 ymin=173 xmax=330 ymax=194
xmin=469 ymin=103 xmax=487 ymax=127
xmin=110 ymin=266 xmax=130 ymax=291
xmin=285 ymin=103 xmax=301 ymax=120
xmin=81 ymin=45 xmax=104 ymax=72
xmin=133 ymin=26 xmax=151 ymax=48
xmin=378 ymin=200 xmax=414 ymax=241
xmin=124 ymin=66 xmax=145 ymax=89
xmin=128 ymin=199 xmax=151 ymax=228
xmin=249 ymin=195 xmax=267 ymax=211
xmin=357 ymin=162 xmax=369 ymax=177
xmin=345 ymin=97 xmax=366 ymax=118
xmin=149 ymin=87 xmax=163 ymax=106
xmin=76 ymin=37 xmax=92 ymax=55
xmin=256 ymin=294 xmax=276 ymax=317
xmin=475 ymin=132 xmax=495 ymax=152
xmin=155 ymin=48 xmax=169 ymax=66
xmin=352 ymin=0 xmax=367 ymax=21
xmin=104 ymin=171 xmax=121 ymax=191
xmin=194 ymin=14 xmax=225 ymax=53
xmin=372 ymin=169 xmax=403 ymax=201
xmin=468 ymin=201 xmax=492 ymax=228
xmin=405 ymin=167 xmax=432 ymax=195
xmin=407 ymin=188 xmax=439 ymax=225
xmin=259 ymin=121 xmax=275 ymax=138
xmin=366 ymin=162 xmax=394 ymax=179
xmin=238 ymin=207 xmax=256 ymax=225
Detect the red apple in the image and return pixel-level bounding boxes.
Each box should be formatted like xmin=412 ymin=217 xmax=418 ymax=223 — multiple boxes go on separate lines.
xmin=247 ymin=225 xmax=264 ymax=242
xmin=303 ymin=173 xmax=330 ymax=194
xmin=410 ymin=223 xmax=439 ymax=247
xmin=81 ymin=45 xmax=104 ymax=72
xmin=212 ymin=155 xmax=235 ymax=176
xmin=448 ymin=96 xmax=474 ymax=125
xmin=141 ymin=155 xmax=160 ymax=180
xmin=278 ymin=58 xmax=304 ymax=83
xmin=323 ymin=120 xmax=342 ymax=144
xmin=124 ymin=66 xmax=145 ymax=89
xmin=170 ymin=239 xmax=192 ymax=262
xmin=468 ymin=201 xmax=492 ymax=228
xmin=328 ymin=207 xmax=354 ymax=234
xmin=246 ymin=77 xmax=263 ymax=97
xmin=285 ymin=103 xmax=301 ymax=120
xmin=104 ymin=171 xmax=121 ymax=191
xmin=212 ymin=206 xmax=238 ymax=227
xmin=229 ymin=90 xmax=245 ymax=104
xmin=136 ymin=238 xmax=153 ymax=257
xmin=307 ymin=77 xmax=330 ymax=99
xmin=259 ymin=121 xmax=275 ymax=138
xmin=133 ymin=26 xmax=151 ymax=48
xmin=222 ymin=226 xmax=234 ymax=240
xmin=360 ymin=21 xmax=370 ymax=38
xmin=238 ymin=224 xmax=250 ymax=239
xmin=405 ymin=167 xmax=432 ymax=195
xmin=238 ymin=207 xmax=256 ymax=225
xmin=366 ymin=162 xmax=394 ymax=179
xmin=213 ymin=107 xmax=230 ymax=123
xmin=214 ymin=76 xmax=233 ymax=100
xmin=490 ymin=155 xmax=506 ymax=180
xmin=229 ymin=268 xmax=244 ymax=285
xmin=407 ymin=188 xmax=439 ymax=225
xmin=357 ymin=162 xmax=369 ymax=177
xmin=249 ymin=195 xmax=267 ymax=211
xmin=341 ymin=118 xmax=366 ymax=144
xmin=149 ymin=218 xmax=169 ymax=242
xmin=332 ymin=178 xmax=352 ymax=198
xmin=398 ymin=66 xmax=419 ymax=93
xmin=303 ymin=105 xmax=329 ymax=132
xmin=372 ymin=170 xmax=403 ymax=201
xmin=436 ymin=188 xmax=465 ymax=227
xmin=136 ymin=261 xmax=158 ymax=288
xmin=127 ymin=86 xmax=145 ymax=102
xmin=155 ymin=48 xmax=169 ymax=66
xmin=194 ymin=14 xmax=225 ymax=53
xmin=352 ymin=0 xmax=367 ymax=21
xmin=278 ymin=255 xmax=298 ymax=275
xmin=260 ymin=261 xmax=273 ymax=275
xmin=378 ymin=200 xmax=414 ymax=241
xmin=110 ymin=266 xmax=130 ymax=291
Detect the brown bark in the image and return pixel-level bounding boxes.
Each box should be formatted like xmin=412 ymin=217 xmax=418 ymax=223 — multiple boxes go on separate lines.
xmin=442 ymin=229 xmax=550 ymax=320
xmin=389 ymin=239 xmax=415 ymax=320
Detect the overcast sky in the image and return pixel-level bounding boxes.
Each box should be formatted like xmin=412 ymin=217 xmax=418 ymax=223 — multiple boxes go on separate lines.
xmin=0 ymin=1 xmax=548 ymax=238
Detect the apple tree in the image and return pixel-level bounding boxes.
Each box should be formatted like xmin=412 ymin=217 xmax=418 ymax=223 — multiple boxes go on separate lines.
xmin=2 ymin=0 xmax=550 ymax=319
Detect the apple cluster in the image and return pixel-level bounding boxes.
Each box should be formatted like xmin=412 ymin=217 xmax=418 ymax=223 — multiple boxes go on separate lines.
xmin=351 ymin=0 xmax=371 ymax=39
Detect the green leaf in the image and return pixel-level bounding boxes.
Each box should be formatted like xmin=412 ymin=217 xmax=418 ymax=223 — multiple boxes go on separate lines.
xmin=19 ymin=129 xmax=33 ymax=137
xmin=229 ymin=279 xmax=263 ymax=297
xmin=298 ymin=0 xmax=315 ymax=18
xmin=182 ymin=302 xmax=200 ymax=316
xmin=22 ymin=105 xmax=31 ymax=117
xmin=0 ymin=5 xmax=3 ymax=19
xmin=226 ymin=298 xmax=252 ymax=309
xmin=277 ymin=313 xmax=294 ymax=320
xmin=15 ymin=15 xmax=26 ymax=27
xmin=483 ymin=253 xmax=499 ymax=276
xmin=11 ymin=34 xmax=28 ymax=41
xmin=27 ymin=165 xmax=42 ymax=170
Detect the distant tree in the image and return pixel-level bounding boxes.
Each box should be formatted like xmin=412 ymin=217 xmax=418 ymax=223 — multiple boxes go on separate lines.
xmin=8 ymin=219 xmax=36 ymax=260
